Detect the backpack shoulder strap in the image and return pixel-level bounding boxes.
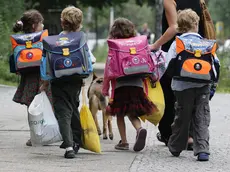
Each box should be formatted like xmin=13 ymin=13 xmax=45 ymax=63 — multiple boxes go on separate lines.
xmin=79 ymin=31 xmax=87 ymax=48
xmin=175 ymin=36 xmax=185 ymax=54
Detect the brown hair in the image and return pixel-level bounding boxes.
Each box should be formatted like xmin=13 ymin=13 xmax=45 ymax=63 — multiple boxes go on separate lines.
xmin=13 ymin=9 xmax=44 ymax=33
xmin=61 ymin=6 xmax=83 ymax=32
xmin=109 ymin=17 xmax=136 ymax=39
xmin=177 ymin=9 xmax=200 ymax=33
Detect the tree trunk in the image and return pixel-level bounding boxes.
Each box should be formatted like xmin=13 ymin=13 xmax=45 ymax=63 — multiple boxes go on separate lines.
xmin=154 ymin=0 xmax=163 ymax=41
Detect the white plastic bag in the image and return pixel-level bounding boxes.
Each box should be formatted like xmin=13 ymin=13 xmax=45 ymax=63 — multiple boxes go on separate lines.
xmin=28 ymin=91 xmax=62 ymax=146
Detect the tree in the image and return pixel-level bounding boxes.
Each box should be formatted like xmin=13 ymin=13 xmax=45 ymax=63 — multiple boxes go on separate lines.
xmin=114 ymin=0 xmax=155 ymax=32
xmin=208 ymin=0 xmax=230 ymax=38
xmin=27 ymin=0 xmax=129 ymax=11
xmin=0 ymin=0 xmax=25 ymax=60
xmin=153 ymin=0 xmax=163 ymax=41
xmin=77 ymin=0 xmax=128 ymax=9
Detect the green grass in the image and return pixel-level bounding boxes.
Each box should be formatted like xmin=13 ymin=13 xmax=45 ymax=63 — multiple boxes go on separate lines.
xmin=92 ymin=44 xmax=108 ymax=63
xmin=216 ymin=51 xmax=230 ymax=93
xmin=0 ymin=78 xmax=18 ymax=86
xmin=0 ymin=60 xmax=19 ymax=86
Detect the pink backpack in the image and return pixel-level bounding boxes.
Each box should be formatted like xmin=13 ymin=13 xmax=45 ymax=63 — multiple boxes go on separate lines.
xmin=106 ymin=35 xmax=154 ymax=80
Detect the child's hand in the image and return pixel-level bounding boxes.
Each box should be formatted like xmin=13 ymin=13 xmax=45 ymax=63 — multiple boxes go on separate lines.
xmin=40 ymin=81 xmax=49 ymax=92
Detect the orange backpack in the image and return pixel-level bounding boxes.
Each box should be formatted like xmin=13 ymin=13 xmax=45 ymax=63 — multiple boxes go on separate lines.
xmin=10 ymin=30 xmax=48 ymax=73
xmin=173 ymin=36 xmax=217 ymax=83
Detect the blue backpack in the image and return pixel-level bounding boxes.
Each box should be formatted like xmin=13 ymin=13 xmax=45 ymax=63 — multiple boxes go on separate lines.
xmin=40 ymin=31 xmax=93 ymax=80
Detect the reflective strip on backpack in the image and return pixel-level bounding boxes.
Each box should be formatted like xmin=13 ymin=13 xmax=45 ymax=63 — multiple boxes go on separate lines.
xmin=123 ymin=64 xmax=150 ymax=75
xmin=54 ymin=67 xmax=84 ymax=78
xmin=180 ymin=68 xmax=211 ymax=81
xmin=17 ymin=60 xmax=41 ymax=69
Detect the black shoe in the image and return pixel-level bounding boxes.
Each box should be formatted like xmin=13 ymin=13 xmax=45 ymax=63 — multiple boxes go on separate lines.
xmin=73 ymin=143 xmax=80 ymax=154
xmin=156 ymin=132 xmax=168 ymax=146
xmin=60 ymin=142 xmax=80 ymax=154
xmin=170 ymin=151 xmax=180 ymax=157
xmin=187 ymin=143 xmax=193 ymax=151
xmin=64 ymin=150 xmax=75 ymax=159
xmin=60 ymin=142 xmax=66 ymax=149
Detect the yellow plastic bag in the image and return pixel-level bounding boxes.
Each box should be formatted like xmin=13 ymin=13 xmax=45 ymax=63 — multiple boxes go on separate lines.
xmin=80 ymin=86 xmax=101 ymax=153
xmin=140 ymin=78 xmax=165 ymax=126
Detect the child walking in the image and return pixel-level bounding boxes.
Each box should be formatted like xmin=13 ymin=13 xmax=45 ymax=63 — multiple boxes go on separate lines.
xmin=12 ymin=10 xmax=52 ymax=146
xmin=41 ymin=6 xmax=95 ymax=159
xmin=166 ymin=9 xmax=220 ymax=161
xmin=102 ymin=18 xmax=157 ymax=152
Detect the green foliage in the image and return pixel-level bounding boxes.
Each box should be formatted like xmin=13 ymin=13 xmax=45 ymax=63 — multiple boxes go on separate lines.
xmin=0 ymin=0 xmax=24 ymax=85
xmin=217 ymin=51 xmax=230 ymax=92
xmin=78 ymin=0 xmax=129 ymax=9
xmin=80 ymin=0 xmax=155 ymax=39
xmin=28 ymin=0 xmax=129 ymax=11
xmin=0 ymin=0 xmax=25 ymax=60
xmin=92 ymin=44 xmax=108 ymax=63
xmin=114 ymin=0 xmax=155 ymax=32
xmin=208 ymin=0 xmax=230 ymax=38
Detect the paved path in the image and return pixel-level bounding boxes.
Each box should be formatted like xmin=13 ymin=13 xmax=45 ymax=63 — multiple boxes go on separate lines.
xmin=0 ymin=77 xmax=229 ymax=172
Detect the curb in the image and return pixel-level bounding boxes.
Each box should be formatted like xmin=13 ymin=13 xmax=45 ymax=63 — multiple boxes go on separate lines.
xmin=93 ymin=62 xmax=105 ymax=70
xmin=92 ymin=63 xmax=105 ymax=75
xmin=0 ymin=84 xmax=16 ymax=88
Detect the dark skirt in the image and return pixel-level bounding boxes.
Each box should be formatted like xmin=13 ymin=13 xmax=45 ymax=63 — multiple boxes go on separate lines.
xmin=109 ymin=86 xmax=157 ymax=117
xmin=13 ymin=71 xmax=52 ymax=107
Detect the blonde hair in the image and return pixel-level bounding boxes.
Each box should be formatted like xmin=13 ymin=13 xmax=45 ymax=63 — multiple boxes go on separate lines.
xmin=177 ymin=9 xmax=200 ymax=33
xmin=61 ymin=6 xmax=83 ymax=32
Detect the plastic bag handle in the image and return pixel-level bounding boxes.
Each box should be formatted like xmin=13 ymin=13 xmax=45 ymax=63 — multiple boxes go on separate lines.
xmin=82 ymin=86 xmax=86 ymax=105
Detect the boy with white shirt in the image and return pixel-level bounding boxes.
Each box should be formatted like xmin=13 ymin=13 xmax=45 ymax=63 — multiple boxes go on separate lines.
xmin=166 ymin=9 xmax=220 ymax=161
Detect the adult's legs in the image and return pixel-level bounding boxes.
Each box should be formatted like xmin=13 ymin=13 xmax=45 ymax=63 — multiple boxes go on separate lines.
xmin=158 ymin=74 xmax=176 ymax=142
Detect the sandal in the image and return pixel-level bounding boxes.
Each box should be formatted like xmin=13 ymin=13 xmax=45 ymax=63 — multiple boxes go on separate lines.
xmin=133 ymin=128 xmax=147 ymax=152
xmin=115 ymin=140 xmax=129 ymax=150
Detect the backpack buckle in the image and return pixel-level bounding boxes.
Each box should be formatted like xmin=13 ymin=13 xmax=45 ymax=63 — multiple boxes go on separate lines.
xmin=194 ymin=50 xmax=202 ymax=57
xmin=63 ymin=48 xmax=70 ymax=56
xmin=25 ymin=41 xmax=32 ymax=49
xmin=130 ymin=47 xmax=136 ymax=54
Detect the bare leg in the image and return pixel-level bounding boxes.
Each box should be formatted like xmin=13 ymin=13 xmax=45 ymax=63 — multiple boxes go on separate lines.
xmin=128 ymin=115 xmax=142 ymax=131
xmin=117 ymin=115 xmax=127 ymax=143
xmin=128 ymin=115 xmax=147 ymax=152
xmin=188 ymin=137 xmax=193 ymax=144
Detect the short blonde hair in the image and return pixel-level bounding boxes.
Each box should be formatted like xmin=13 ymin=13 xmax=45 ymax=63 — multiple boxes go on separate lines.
xmin=177 ymin=9 xmax=200 ymax=33
xmin=61 ymin=6 xmax=83 ymax=32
